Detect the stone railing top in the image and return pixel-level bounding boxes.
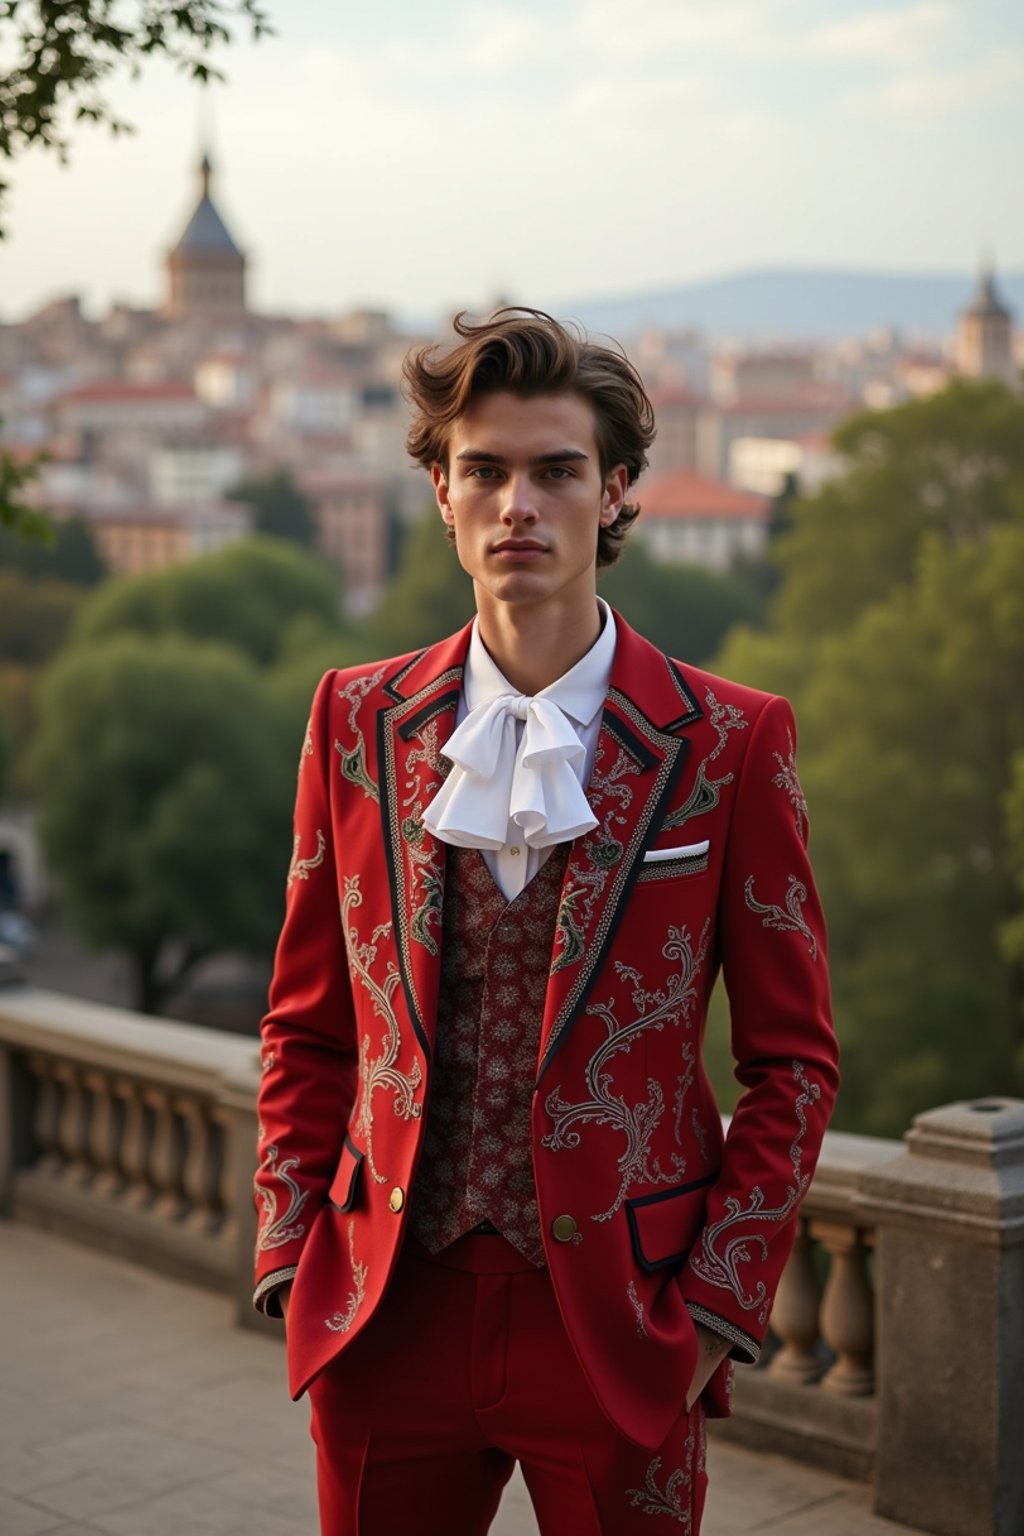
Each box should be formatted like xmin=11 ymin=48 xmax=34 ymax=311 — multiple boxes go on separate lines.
xmin=0 ymin=985 xmax=261 ymax=1096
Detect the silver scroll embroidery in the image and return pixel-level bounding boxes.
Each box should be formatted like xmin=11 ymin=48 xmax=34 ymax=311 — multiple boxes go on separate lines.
xmin=626 ymin=1432 xmax=697 ymax=1527
xmin=772 ymin=730 xmax=808 ymax=841
xmin=334 ymin=667 xmax=386 ymax=802
xmin=663 ymin=688 xmax=748 ymax=831
xmin=542 ymin=920 xmax=710 ymax=1220
xmin=744 ymin=873 xmax=817 ymax=960
xmin=341 ymin=875 xmax=423 ymax=1183
xmin=401 ymin=719 xmax=446 ymax=956
xmin=689 ymin=1062 xmax=822 ymax=1325
xmin=627 ymin=1279 xmax=649 ymax=1339
xmin=325 ymin=1221 xmax=367 ymax=1333
xmin=255 ymin=1145 xmax=310 ymax=1251
xmin=552 ymin=740 xmax=641 ymax=973
xmin=287 ymin=828 xmax=326 ymax=886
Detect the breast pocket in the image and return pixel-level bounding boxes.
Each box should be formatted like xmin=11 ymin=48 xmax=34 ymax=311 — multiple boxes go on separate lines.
xmin=637 ymin=838 xmax=710 ymax=883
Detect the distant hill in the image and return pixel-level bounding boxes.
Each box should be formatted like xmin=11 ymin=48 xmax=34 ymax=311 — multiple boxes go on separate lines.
xmin=553 ymin=267 xmax=1024 ymax=342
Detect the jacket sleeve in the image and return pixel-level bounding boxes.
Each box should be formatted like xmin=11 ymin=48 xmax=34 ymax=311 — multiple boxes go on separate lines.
xmin=253 ymin=669 xmax=359 ymax=1315
xmin=679 ymin=693 xmax=839 ymax=1362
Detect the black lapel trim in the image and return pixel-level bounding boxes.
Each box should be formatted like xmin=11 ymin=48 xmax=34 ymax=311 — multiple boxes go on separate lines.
xmin=536 ymin=732 xmax=691 ymax=1082
xmin=383 ymin=650 xmax=427 ymax=703
xmin=664 ymin=660 xmax=704 ymax=731
xmin=602 ymin=708 xmax=659 ymax=771
xmin=376 ymin=707 xmax=433 ymax=1064
xmin=398 ymin=690 xmax=461 ymax=742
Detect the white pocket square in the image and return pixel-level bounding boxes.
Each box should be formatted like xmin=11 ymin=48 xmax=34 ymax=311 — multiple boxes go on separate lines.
xmin=643 ymin=839 xmax=710 ymax=864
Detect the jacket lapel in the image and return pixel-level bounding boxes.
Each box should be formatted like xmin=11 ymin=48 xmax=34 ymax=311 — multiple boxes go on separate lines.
xmin=537 ymin=616 xmax=704 ymax=1079
xmin=377 ymin=623 xmax=473 ymax=1064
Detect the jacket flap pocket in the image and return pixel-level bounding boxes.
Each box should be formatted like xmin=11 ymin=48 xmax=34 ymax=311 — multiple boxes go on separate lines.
xmin=625 ymin=1174 xmax=716 ymax=1272
xmin=328 ymin=1134 xmax=364 ymax=1213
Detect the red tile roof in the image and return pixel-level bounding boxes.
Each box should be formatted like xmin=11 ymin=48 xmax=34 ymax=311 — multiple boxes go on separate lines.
xmin=638 ymin=470 xmax=771 ymax=521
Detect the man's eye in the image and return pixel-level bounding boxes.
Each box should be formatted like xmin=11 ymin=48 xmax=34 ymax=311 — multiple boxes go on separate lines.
xmin=544 ymin=466 xmax=573 ymax=479
xmin=469 ymin=466 xmax=500 ymax=479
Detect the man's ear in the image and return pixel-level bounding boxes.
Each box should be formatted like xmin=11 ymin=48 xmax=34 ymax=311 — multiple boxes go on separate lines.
xmin=431 ymin=463 xmax=454 ymax=525
xmin=600 ymin=464 xmax=629 ymax=527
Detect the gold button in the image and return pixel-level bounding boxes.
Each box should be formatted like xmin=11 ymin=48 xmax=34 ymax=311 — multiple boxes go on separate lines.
xmin=388 ymin=1186 xmax=405 ymax=1213
xmin=509 ymin=846 xmax=521 ymax=857
xmin=551 ymin=1213 xmax=577 ymax=1243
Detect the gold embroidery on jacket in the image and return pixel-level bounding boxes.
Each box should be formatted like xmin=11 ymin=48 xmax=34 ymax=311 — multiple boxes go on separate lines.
xmin=663 ymin=688 xmax=748 ymax=831
xmin=772 ymin=729 xmax=808 ymax=841
xmin=325 ymin=1221 xmax=367 ymax=1333
xmin=542 ymin=919 xmax=710 ymax=1220
xmin=744 ymin=873 xmax=817 ymax=960
xmin=334 ymin=667 xmax=386 ymax=802
xmin=689 ymin=1062 xmax=821 ymax=1325
xmin=287 ymin=828 xmax=326 ymax=886
xmin=341 ymin=875 xmax=423 ymax=1184
xmin=255 ymin=1145 xmax=310 ymax=1251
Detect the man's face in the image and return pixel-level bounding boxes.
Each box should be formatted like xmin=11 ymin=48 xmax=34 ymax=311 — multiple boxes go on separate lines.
xmin=432 ymin=391 xmax=627 ymax=617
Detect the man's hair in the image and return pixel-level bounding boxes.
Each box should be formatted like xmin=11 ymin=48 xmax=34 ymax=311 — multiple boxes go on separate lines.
xmin=403 ymin=308 xmax=656 ymax=568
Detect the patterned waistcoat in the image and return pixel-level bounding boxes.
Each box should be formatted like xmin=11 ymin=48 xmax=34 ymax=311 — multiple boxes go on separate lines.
xmin=410 ymin=842 xmax=570 ymax=1267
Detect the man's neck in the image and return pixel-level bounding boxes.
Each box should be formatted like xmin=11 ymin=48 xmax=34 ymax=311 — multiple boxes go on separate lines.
xmin=473 ymin=590 xmax=604 ymax=696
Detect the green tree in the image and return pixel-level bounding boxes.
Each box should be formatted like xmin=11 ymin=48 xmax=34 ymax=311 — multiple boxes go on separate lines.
xmin=33 ymin=635 xmax=294 ymax=1013
xmin=226 ymin=468 xmax=316 ymax=548
xmin=600 ymin=538 xmax=761 ymax=665
xmin=0 ymin=514 xmax=106 ymax=583
xmin=361 ymin=510 xmax=475 ymax=657
xmin=76 ymin=536 xmax=346 ymax=667
xmin=0 ymin=1 xmax=269 ymax=234
xmin=714 ymin=380 xmax=1024 ymax=1135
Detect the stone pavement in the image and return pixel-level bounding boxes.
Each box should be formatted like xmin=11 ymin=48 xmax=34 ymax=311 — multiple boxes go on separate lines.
xmin=0 ymin=1225 xmax=917 ymax=1536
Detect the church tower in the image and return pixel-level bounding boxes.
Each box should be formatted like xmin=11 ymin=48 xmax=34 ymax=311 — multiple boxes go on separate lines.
xmin=165 ymin=153 xmax=247 ymax=318
xmin=955 ymin=259 xmax=1018 ymax=388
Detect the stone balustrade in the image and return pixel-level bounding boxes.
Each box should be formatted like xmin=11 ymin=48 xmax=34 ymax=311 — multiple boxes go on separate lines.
xmin=0 ymin=985 xmax=262 ymax=1315
xmin=1 ymin=982 xmax=1022 ymax=1535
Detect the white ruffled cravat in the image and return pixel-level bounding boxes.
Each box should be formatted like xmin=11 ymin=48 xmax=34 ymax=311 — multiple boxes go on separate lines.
xmin=422 ymin=691 xmax=599 ymax=851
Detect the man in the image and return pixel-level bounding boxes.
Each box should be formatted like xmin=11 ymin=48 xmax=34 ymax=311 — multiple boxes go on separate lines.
xmin=254 ymin=309 xmax=839 ymax=1535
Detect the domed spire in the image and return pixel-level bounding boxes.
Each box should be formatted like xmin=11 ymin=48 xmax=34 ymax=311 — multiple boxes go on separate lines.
xmin=967 ymin=255 xmax=1011 ymax=321
xmin=170 ymin=149 xmax=242 ymax=257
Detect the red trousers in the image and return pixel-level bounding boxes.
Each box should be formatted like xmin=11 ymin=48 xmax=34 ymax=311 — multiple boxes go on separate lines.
xmin=306 ymin=1232 xmax=708 ymax=1535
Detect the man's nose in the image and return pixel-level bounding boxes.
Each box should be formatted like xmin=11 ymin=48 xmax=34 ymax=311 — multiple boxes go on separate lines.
xmin=501 ymin=472 xmax=539 ymax=521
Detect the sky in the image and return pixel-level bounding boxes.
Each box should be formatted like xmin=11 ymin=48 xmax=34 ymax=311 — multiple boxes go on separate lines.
xmin=0 ymin=0 xmax=1021 ymax=323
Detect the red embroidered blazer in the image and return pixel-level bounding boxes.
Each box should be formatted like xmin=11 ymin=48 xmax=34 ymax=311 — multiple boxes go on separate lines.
xmin=254 ymin=612 xmax=839 ymax=1452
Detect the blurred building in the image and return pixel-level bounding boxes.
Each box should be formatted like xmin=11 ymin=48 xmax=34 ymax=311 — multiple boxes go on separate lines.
xmin=955 ymin=261 xmax=1019 ymax=388
xmin=165 ymin=154 xmax=247 ymax=319
xmin=636 ymin=469 xmax=772 ymax=571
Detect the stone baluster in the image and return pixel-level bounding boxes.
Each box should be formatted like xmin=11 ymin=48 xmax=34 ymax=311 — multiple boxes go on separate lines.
xmin=83 ymin=1068 xmax=123 ymax=1197
xmin=767 ymin=1217 xmax=825 ymax=1383
xmin=115 ymin=1076 xmax=153 ymax=1207
xmin=858 ymin=1098 xmax=1024 ymax=1536
xmin=144 ymin=1084 xmax=185 ymax=1219
xmin=27 ymin=1053 xmax=62 ymax=1174
xmin=177 ymin=1095 xmax=222 ymax=1232
xmin=53 ymin=1061 xmax=91 ymax=1183
xmin=811 ymin=1219 xmax=874 ymax=1396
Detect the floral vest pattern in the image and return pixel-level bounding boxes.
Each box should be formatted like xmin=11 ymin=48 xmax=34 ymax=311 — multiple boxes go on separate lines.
xmin=409 ymin=843 xmax=569 ymax=1267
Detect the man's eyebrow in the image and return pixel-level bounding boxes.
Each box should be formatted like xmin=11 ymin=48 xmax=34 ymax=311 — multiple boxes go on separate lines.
xmin=453 ymin=448 xmax=591 ymax=465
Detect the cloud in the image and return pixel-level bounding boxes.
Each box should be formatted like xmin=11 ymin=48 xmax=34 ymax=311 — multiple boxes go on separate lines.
xmin=836 ymin=45 xmax=1024 ymax=122
xmin=808 ymin=2 xmax=960 ymax=65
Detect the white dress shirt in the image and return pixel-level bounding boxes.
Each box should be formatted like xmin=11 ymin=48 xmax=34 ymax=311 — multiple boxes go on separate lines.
xmin=426 ymin=600 xmax=616 ymax=901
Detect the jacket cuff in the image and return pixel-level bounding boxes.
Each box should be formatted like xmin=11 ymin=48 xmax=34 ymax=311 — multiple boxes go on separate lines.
xmin=254 ymin=1265 xmax=298 ymax=1318
xmin=685 ymin=1301 xmax=760 ymax=1365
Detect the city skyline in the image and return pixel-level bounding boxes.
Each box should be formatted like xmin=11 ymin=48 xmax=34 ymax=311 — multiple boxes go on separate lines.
xmin=0 ymin=0 xmax=1021 ymax=323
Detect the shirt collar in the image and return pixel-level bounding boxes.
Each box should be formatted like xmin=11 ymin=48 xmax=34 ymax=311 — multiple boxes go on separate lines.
xmin=463 ymin=597 xmax=616 ymax=729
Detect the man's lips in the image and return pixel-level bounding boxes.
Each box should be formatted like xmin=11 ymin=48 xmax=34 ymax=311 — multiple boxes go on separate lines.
xmin=491 ymin=539 xmax=548 ymax=555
